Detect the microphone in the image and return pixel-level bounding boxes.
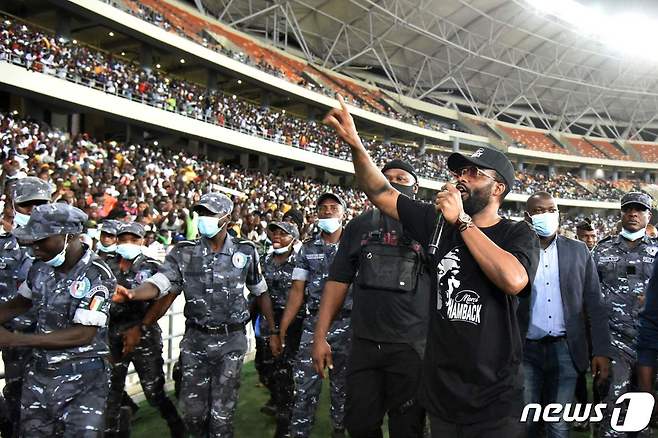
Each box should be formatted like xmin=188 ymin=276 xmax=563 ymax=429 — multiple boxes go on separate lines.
xmin=427 ymin=213 xmax=444 ymax=256
xmin=428 ymin=185 xmax=449 ymax=256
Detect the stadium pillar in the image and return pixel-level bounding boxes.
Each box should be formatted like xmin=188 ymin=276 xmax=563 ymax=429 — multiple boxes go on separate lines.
xmin=419 ymin=138 xmax=427 ymax=154
xmin=70 ymin=113 xmax=81 ymax=136
xmin=261 ymin=92 xmax=272 ymax=109
xmin=580 ymin=166 xmax=587 ymax=179
xmin=383 ymin=130 xmax=392 ymax=146
xmin=612 ymin=170 xmax=619 ymax=182
xmin=645 ymin=171 xmax=651 ymax=183
xmin=517 ymin=161 xmax=525 ymax=172
xmin=55 ymin=10 xmax=72 ymax=41
xmin=240 ymin=152 xmax=250 ymax=169
xmin=548 ymin=164 xmax=556 ymax=177
xmin=207 ymin=70 xmax=218 ymax=91
xmin=306 ymin=105 xmax=319 ymax=122
xmin=452 ymin=138 xmax=459 ymax=152
xmin=258 ymin=154 xmax=269 ymax=173
xmin=140 ymin=44 xmax=153 ymax=72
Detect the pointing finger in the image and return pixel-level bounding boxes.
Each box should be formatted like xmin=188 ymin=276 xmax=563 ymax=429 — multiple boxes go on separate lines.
xmin=336 ymin=94 xmax=348 ymax=113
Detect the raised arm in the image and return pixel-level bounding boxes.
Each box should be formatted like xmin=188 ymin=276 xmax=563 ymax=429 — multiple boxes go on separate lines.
xmin=323 ymin=95 xmax=400 ymax=220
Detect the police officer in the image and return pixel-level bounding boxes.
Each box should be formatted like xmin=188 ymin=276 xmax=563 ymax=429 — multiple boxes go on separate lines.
xmin=0 ymin=176 xmax=52 ymax=438
xmin=261 ymin=221 xmax=304 ymax=438
xmin=105 ymin=222 xmax=184 ymax=438
xmin=113 ymin=192 xmax=281 ymax=437
xmin=97 ymin=219 xmax=121 ymax=260
xmin=592 ymin=191 xmax=658 ymax=438
xmin=0 ymin=203 xmax=115 ymax=436
xmin=313 ymin=160 xmax=430 ymax=438
xmin=280 ymin=192 xmax=351 ymax=438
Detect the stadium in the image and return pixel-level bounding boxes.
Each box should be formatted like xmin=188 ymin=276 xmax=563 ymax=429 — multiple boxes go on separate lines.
xmin=0 ymin=0 xmax=657 ymax=436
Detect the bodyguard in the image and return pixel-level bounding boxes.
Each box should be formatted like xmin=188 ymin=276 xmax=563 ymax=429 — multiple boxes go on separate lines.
xmin=312 ymin=159 xmax=429 ymax=438
xmin=279 ymin=192 xmax=352 ymax=438
xmin=592 ymin=191 xmax=658 ymax=438
xmin=0 ymin=203 xmax=115 ymax=436
xmin=0 ymin=176 xmax=52 ymax=437
xmin=113 ymin=192 xmax=281 ymax=437
xmin=105 ymin=222 xmax=184 ymax=438
xmin=519 ymin=192 xmax=611 ymax=438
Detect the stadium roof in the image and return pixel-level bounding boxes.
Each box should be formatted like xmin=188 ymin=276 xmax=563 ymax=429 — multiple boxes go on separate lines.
xmin=199 ymin=0 xmax=658 ymax=135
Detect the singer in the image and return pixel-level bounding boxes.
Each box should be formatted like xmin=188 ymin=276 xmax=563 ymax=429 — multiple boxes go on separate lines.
xmin=324 ymin=96 xmax=540 ymax=438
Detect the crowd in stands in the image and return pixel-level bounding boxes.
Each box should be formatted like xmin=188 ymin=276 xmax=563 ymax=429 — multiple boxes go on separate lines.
xmin=103 ymin=0 xmax=466 ymax=133
xmin=0 ymin=112 xmax=642 ymax=246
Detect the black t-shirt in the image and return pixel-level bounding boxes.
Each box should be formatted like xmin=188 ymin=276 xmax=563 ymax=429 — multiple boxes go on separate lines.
xmin=328 ymin=209 xmax=430 ymax=352
xmin=397 ymin=195 xmax=539 ymax=424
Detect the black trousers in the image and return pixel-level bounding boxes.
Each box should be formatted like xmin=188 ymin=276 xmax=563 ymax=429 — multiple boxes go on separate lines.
xmin=345 ymin=337 xmax=425 ymax=438
xmin=430 ymin=414 xmax=525 ymax=438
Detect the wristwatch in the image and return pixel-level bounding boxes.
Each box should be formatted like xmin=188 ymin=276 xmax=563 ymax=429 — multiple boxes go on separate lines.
xmin=456 ymin=212 xmax=473 ymax=232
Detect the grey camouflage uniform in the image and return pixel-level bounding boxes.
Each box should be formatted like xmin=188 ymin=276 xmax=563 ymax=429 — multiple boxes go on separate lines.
xmin=593 ymin=232 xmax=658 ymax=438
xmin=290 ymin=236 xmax=352 ymax=437
xmin=144 ymin=192 xmax=268 ymax=438
xmin=0 ymin=176 xmax=51 ymax=437
xmin=105 ymin=248 xmax=183 ymax=435
xmin=13 ymin=203 xmax=115 ymax=437
xmin=260 ymin=244 xmax=304 ymax=431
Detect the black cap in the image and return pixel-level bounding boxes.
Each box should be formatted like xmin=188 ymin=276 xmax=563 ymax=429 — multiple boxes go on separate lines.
xmin=447 ymin=147 xmax=515 ymax=195
xmin=317 ymin=192 xmax=346 ymax=210
xmin=381 ymin=159 xmax=418 ymax=182
xmin=621 ymin=192 xmax=653 ymax=210
xmin=268 ymin=221 xmax=299 ymax=239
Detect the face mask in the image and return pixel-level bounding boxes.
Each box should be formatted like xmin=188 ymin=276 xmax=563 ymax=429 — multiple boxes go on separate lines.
xmin=117 ymin=243 xmax=142 ymax=260
xmin=198 ymin=214 xmax=228 ymax=238
xmin=531 ymin=212 xmax=560 ymax=237
xmin=97 ymin=242 xmax=117 ymax=253
xmin=273 ymin=243 xmax=292 ymax=254
xmin=390 ymin=182 xmax=415 ymax=198
xmin=620 ymin=227 xmax=646 ymax=242
xmin=318 ymin=218 xmax=341 ymax=234
xmin=45 ymin=234 xmax=69 ymax=267
xmin=13 ymin=211 xmax=30 ymax=228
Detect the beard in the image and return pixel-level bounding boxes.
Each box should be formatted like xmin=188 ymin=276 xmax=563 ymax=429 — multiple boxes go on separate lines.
xmin=461 ymin=182 xmax=494 ymax=216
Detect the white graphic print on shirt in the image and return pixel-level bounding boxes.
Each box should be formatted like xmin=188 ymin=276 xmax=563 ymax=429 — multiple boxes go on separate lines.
xmin=437 ymin=247 xmax=483 ymax=325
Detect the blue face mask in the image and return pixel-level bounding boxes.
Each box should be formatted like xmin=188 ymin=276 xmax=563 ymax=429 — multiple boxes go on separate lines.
xmin=531 ymin=212 xmax=560 ymax=237
xmin=198 ymin=214 xmax=228 ymax=238
xmin=318 ymin=218 xmax=342 ymax=234
xmin=13 ymin=211 xmax=30 ymax=228
xmin=620 ymin=227 xmax=646 ymax=241
xmin=45 ymin=234 xmax=69 ymax=268
xmin=97 ymin=242 xmax=117 ymax=253
xmin=116 ymin=243 xmax=142 ymax=260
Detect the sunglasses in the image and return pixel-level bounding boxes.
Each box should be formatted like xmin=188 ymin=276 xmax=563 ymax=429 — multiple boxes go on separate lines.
xmin=450 ymin=166 xmax=496 ymax=181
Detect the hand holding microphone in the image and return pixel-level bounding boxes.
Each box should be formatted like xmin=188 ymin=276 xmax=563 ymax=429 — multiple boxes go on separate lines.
xmin=435 ymin=183 xmax=464 ymax=225
xmin=429 ymin=183 xmax=465 ymax=256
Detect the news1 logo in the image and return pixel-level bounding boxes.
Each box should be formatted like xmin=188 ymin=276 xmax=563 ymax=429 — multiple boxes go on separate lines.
xmin=521 ymin=393 xmax=655 ymax=432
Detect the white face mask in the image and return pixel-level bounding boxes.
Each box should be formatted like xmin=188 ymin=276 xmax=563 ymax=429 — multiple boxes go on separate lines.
xmin=318 ymin=218 xmax=341 ymax=234
xmin=620 ymin=227 xmax=646 ymax=242
xmin=531 ymin=211 xmax=560 ymax=237
xmin=272 ymin=243 xmax=292 ymax=254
